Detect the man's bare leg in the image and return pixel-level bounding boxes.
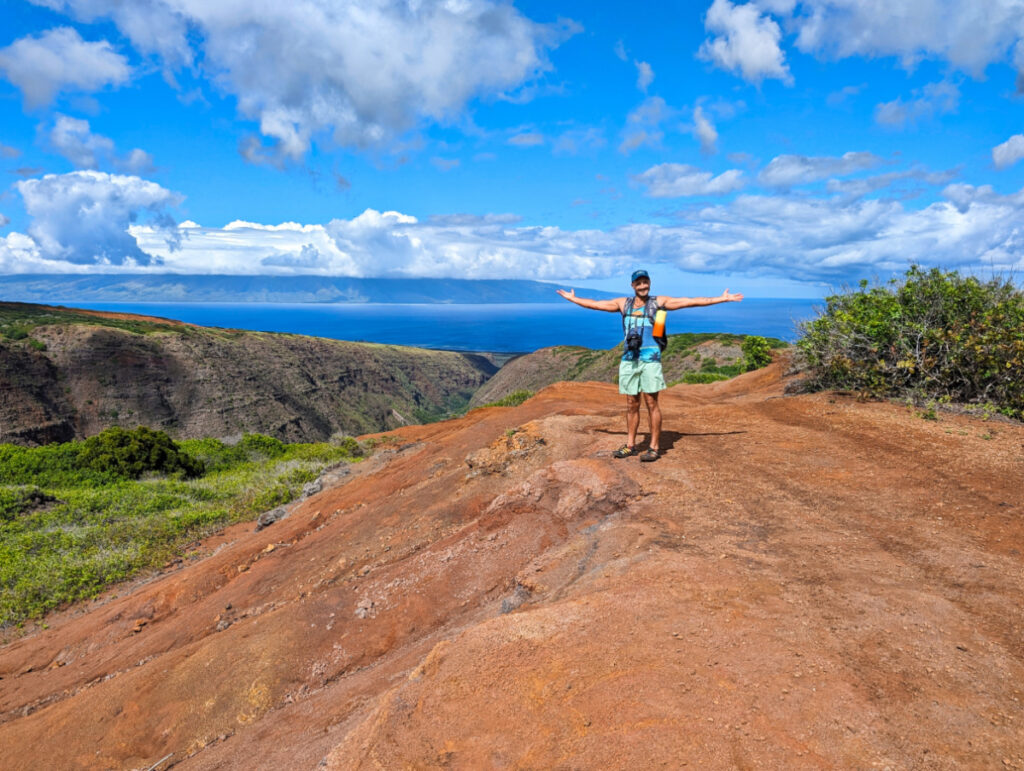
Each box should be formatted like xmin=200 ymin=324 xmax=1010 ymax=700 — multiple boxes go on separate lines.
xmin=642 ymin=391 xmax=662 ymax=451
xmin=625 ymin=394 xmax=641 ymax=448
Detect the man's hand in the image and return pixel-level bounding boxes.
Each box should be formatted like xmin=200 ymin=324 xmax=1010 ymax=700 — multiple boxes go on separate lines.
xmin=721 ymin=288 xmax=744 ymax=302
xmin=556 ymin=288 xmax=576 ymax=302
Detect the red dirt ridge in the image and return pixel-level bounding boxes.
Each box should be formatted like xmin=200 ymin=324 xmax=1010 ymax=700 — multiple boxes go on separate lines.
xmin=1 ymin=358 xmax=1022 ymax=769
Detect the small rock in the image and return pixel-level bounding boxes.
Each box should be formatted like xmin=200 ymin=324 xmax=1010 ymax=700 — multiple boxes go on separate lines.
xmin=359 ymin=565 xmax=371 ymax=576
xmin=355 ymin=598 xmax=375 ymax=619
xmin=255 ymin=507 xmax=286 ymax=532
xmin=302 ymin=480 xmax=323 ymax=498
xmin=263 ymin=544 xmax=277 ymax=554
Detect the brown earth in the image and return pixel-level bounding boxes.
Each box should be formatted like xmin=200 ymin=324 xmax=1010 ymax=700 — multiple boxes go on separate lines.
xmin=1 ymin=356 xmax=1023 ymax=769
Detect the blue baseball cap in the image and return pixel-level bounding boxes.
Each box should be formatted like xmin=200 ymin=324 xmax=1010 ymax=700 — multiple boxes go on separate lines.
xmin=631 ymin=269 xmax=650 ymax=283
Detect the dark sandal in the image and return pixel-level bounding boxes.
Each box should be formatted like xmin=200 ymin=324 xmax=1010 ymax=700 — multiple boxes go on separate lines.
xmin=639 ymin=448 xmax=660 ymax=462
xmin=613 ymin=445 xmax=637 ymax=458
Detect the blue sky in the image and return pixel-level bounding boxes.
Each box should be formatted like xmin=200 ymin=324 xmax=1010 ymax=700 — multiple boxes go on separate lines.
xmin=2 ymin=0 xmax=1024 ymax=299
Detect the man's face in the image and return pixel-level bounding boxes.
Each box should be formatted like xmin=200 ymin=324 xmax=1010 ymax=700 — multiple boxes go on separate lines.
xmin=632 ymin=278 xmax=650 ymax=298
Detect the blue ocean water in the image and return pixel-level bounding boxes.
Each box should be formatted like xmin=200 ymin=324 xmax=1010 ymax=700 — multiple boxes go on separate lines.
xmin=58 ymin=299 xmax=820 ymax=352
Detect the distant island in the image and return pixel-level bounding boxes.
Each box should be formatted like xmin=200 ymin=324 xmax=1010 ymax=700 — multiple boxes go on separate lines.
xmin=0 ymin=274 xmax=619 ymax=304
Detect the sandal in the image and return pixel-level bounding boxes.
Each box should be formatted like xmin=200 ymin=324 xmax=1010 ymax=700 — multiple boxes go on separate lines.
xmin=613 ymin=445 xmax=637 ymax=458
xmin=639 ymin=448 xmax=660 ymax=462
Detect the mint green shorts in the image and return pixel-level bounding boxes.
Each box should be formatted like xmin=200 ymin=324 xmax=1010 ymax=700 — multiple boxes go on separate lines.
xmin=618 ymin=359 xmax=666 ymax=395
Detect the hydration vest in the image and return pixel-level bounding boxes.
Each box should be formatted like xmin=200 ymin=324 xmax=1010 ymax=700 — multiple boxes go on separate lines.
xmin=622 ymin=296 xmax=667 ymax=353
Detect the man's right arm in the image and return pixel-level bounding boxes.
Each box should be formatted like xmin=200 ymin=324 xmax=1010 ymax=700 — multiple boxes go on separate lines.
xmin=556 ymin=288 xmax=624 ymax=312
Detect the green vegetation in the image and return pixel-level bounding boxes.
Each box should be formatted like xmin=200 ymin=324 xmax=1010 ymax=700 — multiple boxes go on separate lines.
xmin=0 ymin=430 xmax=360 ymax=627
xmin=797 ymin=266 xmax=1024 ymax=419
xmin=480 ymin=390 xmax=534 ymax=408
xmin=741 ymin=336 xmax=773 ymax=371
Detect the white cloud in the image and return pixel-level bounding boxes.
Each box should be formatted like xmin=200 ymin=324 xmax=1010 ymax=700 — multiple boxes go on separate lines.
xmin=614 ymin=40 xmax=628 ymax=61
xmin=993 ymin=134 xmax=1024 ymax=170
xmin=508 ymin=132 xmax=545 ymax=147
xmin=790 ymin=0 xmax=1024 ymax=77
xmin=634 ymin=164 xmax=744 ymax=197
xmin=6 ymin=175 xmax=1024 ymax=282
xmin=619 ymin=96 xmax=673 ymax=154
xmin=48 ymin=115 xmax=155 ymax=173
xmin=825 ymin=168 xmax=956 ymax=200
xmin=700 ymin=1 xmax=1024 ymax=87
xmin=875 ymin=81 xmax=959 ymax=127
xmin=635 ymin=60 xmax=654 ymax=92
xmin=14 ymin=171 xmax=182 ymax=265
xmin=693 ymin=105 xmax=718 ymax=154
xmin=0 ymin=27 xmax=131 ymax=108
xmin=699 ymin=0 xmax=791 ymax=85
xmin=37 ymin=0 xmax=570 ymax=160
xmin=758 ymin=151 xmax=882 ymax=187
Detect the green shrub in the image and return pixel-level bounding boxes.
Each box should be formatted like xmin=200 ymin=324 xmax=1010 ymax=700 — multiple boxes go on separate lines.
xmin=741 ymin=336 xmax=773 ymax=371
xmin=675 ymin=372 xmax=731 ymax=385
xmin=77 ymin=426 xmax=204 ymax=480
xmin=27 ymin=338 xmax=47 ymax=351
xmin=480 ymin=390 xmax=534 ymax=408
xmin=797 ymin=266 xmax=1024 ymax=419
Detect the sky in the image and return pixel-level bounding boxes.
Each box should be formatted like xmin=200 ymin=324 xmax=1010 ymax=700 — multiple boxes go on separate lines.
xmin=2 ymin=0 xmax=1024 ymax=299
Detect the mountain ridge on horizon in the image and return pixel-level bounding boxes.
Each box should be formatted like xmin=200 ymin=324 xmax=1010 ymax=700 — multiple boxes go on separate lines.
xmin=0 ymin=274 xmax=620 ymax=304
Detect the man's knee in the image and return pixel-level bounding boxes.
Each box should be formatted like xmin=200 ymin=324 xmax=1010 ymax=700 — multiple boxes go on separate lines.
xmin=625 ymin=394 xmax=641 ymax=410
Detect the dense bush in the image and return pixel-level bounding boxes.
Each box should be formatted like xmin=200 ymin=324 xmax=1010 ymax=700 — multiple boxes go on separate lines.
xmin=797 ymin=266 xmax=1024 ymax=418
xmin=741 ymin=336 xmax=773 ymax=371
xmin=78 ymin=426 xmax=205 ymax=480
xmin=480 ymin=390 xmax=534 ymax=408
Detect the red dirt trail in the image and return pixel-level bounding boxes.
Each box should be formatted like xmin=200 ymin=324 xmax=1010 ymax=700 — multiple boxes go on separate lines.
xmin=1 ymin=359 xmax=1022 ymax=769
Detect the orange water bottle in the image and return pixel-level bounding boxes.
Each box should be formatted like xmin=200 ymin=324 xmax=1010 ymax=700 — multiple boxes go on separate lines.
xmin=652 ymin=309 xmax=666 ymax=337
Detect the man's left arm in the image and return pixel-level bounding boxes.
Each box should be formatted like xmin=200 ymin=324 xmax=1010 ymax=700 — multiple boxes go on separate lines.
xmin=657 ymin=289 xmax=744 ymax=311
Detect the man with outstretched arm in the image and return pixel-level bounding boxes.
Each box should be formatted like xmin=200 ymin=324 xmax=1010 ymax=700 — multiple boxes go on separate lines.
xmin=556 ymin=269 xmax=743 ymax=462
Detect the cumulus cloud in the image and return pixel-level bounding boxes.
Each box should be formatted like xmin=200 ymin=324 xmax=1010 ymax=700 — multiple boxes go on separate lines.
xmin=635 ymin=60 xmax=654 ymax=92
xmin=48 ymin=115 xmax=155 ymax=173
xmin=15 ymin=171 xmax=182 ymax=265
xmin=5 ymin=191 xmax=1024 ymax=281
xmin=790 ymin=0 xmax=1024 ymax=77
xmin=758 ymin=151 xmax=882 ymax=187
xmin=261 ymin=243 xmax=324 ymax=268
xmin=875 ymin=81 xmax=960 ymax=127
xmin=35 ymin=0 xmax=569 ymax=160
xmin=825 ymin=168 xmax=956 ymax=200
xmin=699 ymin=0 xmax=791 ymax=85
xmin=0 ymin=27 xmax=131 ymax=108
xmin=634 ymin=164 xmax=744 ymax=197
xmin=701 ymin=1 xmax=1024 ymax=87
xmin=693 ymin=105 xmax=718 ymax=154
xmin=993 ymin=134 xmax=1024 ymax=170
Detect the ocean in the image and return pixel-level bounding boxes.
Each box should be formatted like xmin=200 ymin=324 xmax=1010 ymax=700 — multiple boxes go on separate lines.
xmin=57 ymin=299 xmax=820 ymax=353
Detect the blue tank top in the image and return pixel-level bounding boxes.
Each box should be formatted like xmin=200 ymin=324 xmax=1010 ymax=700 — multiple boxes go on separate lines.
xmin=621 ymin=297 xmax=663 ymax=362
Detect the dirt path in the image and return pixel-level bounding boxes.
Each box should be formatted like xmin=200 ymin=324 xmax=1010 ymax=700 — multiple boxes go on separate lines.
xmin=1 ymin=361 xmax=1022 ymax=769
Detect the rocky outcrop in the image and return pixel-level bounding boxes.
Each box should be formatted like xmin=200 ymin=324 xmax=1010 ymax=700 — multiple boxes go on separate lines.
xmin=0 ymin=306 xmax=497 ymax=444
xmin=2 ymin=365 xmax=1022 ymax=769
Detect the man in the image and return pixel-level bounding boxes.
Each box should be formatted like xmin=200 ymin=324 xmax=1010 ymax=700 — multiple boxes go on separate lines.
xmin=557 ymin=269 xmax=743 ymax=462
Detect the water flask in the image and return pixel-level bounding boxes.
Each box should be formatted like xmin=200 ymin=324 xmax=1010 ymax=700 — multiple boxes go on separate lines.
xmin=652 ymin=309 xmax=666 ymax=337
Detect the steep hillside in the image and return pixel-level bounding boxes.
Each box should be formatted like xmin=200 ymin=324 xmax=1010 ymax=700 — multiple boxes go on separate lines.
xmin=0 ymin=302 xmax=496 ymax=444
xmin=1 ymin=358 xmax=1021 ymax=768
xmin=470 ymin=332 xmax=785 ymax=407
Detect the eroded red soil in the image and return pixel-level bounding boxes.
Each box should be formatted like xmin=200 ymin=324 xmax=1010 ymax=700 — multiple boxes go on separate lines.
xmin=2 ymin=359 xmax=1022 ymax=769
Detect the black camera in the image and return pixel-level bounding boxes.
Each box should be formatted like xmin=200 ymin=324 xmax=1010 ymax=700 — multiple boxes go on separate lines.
xmin=624 ymin=329 xmax=642 ymax=359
